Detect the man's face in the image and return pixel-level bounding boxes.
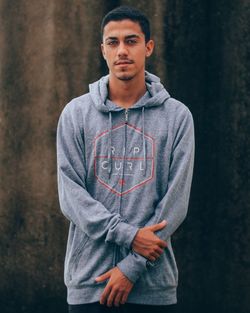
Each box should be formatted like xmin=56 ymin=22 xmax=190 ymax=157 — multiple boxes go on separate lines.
xmin=101 ymin=19 xmax=154 ymax=81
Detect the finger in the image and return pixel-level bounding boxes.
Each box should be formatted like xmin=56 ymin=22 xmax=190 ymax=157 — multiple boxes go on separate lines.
xmin=100 ymin=284 xmax=112 ymax=305
xmin=147 ymin=220 xmax=167 ymax=232
xmin=95 ymin=269 xmax=112 ymax=282
xmin=114 ymin=291 xmax=123 ymax=307
xmin=151 ymin=251 xmax=161 ymax=259
xmin=120 ymin=291 xmax=129 ymax=305
xmin=154 ymin=237 xmax=168 ymax=248
xmin=155 ymin=246 xmax=164 ymax=254
xmin=148 ymin=254 xmax=156 ymax=262
xmin=148 ymin=249 xmax=162 ymax=261
xmin=158 ymin=239 xmax=168 ymax=248
xmin=107 ymin=288 xmax=118 ymax=307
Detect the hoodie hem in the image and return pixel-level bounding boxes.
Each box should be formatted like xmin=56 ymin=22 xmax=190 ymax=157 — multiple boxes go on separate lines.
xmin=67 ymin=284 xmax=177 ymax=305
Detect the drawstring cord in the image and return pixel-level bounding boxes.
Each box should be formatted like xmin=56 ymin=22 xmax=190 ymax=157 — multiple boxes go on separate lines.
xmin=142 ymin=107 xmax=147 ymax=176
xmin=108 ymin=107 xmax=147 ymax=179
xmin=108 ymin=111 xmax=112 ymax=179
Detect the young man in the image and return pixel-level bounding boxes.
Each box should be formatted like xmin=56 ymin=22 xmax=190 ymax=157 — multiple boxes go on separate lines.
xmin=56 ymin=5 xmax=195 ymax=313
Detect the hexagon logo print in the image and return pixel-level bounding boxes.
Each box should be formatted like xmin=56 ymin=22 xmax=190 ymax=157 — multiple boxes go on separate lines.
xmin=94 ymin=123 xmax=155 ymax=196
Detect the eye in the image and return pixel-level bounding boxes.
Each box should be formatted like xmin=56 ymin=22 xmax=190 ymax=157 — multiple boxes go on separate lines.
xmin=107 ymin=41 xmax=118 ymax=46
xmin=127 ymin=39 xmax=137 ymax=44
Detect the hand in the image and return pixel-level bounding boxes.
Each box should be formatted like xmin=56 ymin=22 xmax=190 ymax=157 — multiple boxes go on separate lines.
xmin=95 ymin=267 xmax=134 ymax=307
xmin=132 ymin=220 xmax=168 ymax=261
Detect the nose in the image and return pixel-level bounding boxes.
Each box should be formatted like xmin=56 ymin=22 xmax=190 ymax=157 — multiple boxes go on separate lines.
xmin=117 ymin=42 xmax=128 ymax=57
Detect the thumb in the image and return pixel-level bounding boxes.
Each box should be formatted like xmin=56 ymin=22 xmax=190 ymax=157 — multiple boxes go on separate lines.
xmin=147 ymin=220 xmax=167 ymax=232
xmin=95 ymin=269 xmax=112 ymax=282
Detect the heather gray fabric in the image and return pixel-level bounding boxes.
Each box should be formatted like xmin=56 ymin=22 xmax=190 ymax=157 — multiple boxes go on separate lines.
xmin=56 ymin=71 xmax=195 ymax=305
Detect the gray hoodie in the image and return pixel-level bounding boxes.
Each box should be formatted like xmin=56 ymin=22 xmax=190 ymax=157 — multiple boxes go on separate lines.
xmin=56 ymin=71 xmax=195 ymax=305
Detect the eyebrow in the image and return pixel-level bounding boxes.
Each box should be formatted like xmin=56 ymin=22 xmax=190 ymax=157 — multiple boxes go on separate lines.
xmin=105 ymin=34 xmax=141 ymax=42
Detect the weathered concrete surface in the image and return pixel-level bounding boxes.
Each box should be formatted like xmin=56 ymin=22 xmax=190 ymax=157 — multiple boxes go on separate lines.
xmin=0 ymin=1 xmax=106 ymax=312
xmin=0 ymin=0 xmax=249 ymax=312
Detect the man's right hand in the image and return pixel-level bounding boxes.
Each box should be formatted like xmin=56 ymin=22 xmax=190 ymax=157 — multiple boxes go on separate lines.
xmin=131 ymin=220 xmax=168 ymax=262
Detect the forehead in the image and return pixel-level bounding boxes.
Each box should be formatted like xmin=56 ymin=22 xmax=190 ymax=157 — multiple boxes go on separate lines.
xmin=103 ymin=19 xmax=144 ymax=39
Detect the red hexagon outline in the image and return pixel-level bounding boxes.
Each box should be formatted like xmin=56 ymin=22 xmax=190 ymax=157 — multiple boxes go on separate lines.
xmin=93 ymin=123 xmax=155 ymax=196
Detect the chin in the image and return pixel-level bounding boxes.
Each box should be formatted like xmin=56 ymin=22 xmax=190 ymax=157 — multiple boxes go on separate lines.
xmin=115 ymin=70 xmax=136 ymax=81
xmin=117 ymin=75 xmax=134 ymax=81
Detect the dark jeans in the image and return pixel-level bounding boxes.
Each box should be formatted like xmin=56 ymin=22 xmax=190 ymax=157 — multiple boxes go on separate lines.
xmin=68 ymin=302 xmax=177 ymax=313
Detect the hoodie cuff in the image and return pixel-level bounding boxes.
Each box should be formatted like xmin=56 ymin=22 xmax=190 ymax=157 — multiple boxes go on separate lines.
xmin=116 ymin=251 xmax=148 ymax=284
xmin=106 ymin=221 xmax=139 ymax=250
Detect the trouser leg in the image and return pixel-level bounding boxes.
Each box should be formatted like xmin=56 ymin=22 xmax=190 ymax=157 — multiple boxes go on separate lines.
xmin=68 ymin=302 xmax=121 ymax=313
xmin=68 ymin=302 xmax=177 ymax=313
xmin=120 ymin=303 xmax=177 ymax=313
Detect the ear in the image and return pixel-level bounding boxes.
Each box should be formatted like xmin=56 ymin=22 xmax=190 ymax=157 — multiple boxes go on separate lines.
xmin=101 ymin=43 xmax=106 ymax=60
xmin=145 ymin=39 xmax=154 ymax=58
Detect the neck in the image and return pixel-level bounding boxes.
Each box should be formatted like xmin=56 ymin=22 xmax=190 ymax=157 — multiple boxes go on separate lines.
xmin=108 ymin=71 xmax=146 ymax=109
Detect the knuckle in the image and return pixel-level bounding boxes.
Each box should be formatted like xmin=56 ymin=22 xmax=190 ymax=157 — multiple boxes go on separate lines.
xmin=117 ymin=286 xmax=124 ymax=292
xmin=123 ymin=291 xmax=128 ymax=299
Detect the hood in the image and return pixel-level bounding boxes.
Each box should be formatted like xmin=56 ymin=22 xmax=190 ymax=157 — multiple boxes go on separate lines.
xmin=88 ymin=71 xmax=171 ymax=180
xmin=89 ymin=71 xmax=171 ymax=112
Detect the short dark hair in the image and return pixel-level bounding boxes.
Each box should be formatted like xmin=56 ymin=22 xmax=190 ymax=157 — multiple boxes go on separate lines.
xmin=101 ymin=6 xmax=151 ymax=43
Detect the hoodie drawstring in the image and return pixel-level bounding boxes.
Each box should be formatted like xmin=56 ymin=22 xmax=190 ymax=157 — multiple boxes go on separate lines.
xmin=108 ymin=111 xmax=112 ymax=179
xmin=142 ymin=107 xmax=147 ymax=176
xmin=108 ymin=108 xmax=147 ymax=180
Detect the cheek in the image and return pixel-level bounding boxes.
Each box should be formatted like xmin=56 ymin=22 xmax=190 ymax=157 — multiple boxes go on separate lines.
xmin=135 ymin=51 xmax=146 ymax=63
xmin=106 ymin=57 xmax=114 ymax=67
xmin=104 ymin=51 xmax=115 ymax=63
xmin=134 ymin=47 xmax=147 ymax=58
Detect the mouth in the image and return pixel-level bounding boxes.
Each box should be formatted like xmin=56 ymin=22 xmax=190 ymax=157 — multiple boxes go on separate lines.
xmin=114 ymin=60 xmax=134 ymax=66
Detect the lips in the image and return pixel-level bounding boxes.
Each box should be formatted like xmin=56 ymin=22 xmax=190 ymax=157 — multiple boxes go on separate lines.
xmin=115 ymin=60 xmax=133 ymax=65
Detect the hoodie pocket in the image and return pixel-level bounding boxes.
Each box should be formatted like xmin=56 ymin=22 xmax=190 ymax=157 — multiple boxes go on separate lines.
xmin=66 ymin=232 xmax=89 ymax=283
xmin=67 ymin=235 xmax=114 ymax=287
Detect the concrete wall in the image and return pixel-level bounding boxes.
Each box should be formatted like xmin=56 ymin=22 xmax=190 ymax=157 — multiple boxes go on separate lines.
xmin=0 ymin=1 xmax=249 ymax=312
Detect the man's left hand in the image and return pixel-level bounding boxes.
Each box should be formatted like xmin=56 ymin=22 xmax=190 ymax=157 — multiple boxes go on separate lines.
xmin=95 ymin=267 xmax=134 ymax=307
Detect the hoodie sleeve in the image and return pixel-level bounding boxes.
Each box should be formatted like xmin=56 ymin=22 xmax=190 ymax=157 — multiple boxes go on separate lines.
xmin=56 ymin=101 xmax=139 ymax=249
xmin=116 ymin=106 xmax=195 ymax=283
